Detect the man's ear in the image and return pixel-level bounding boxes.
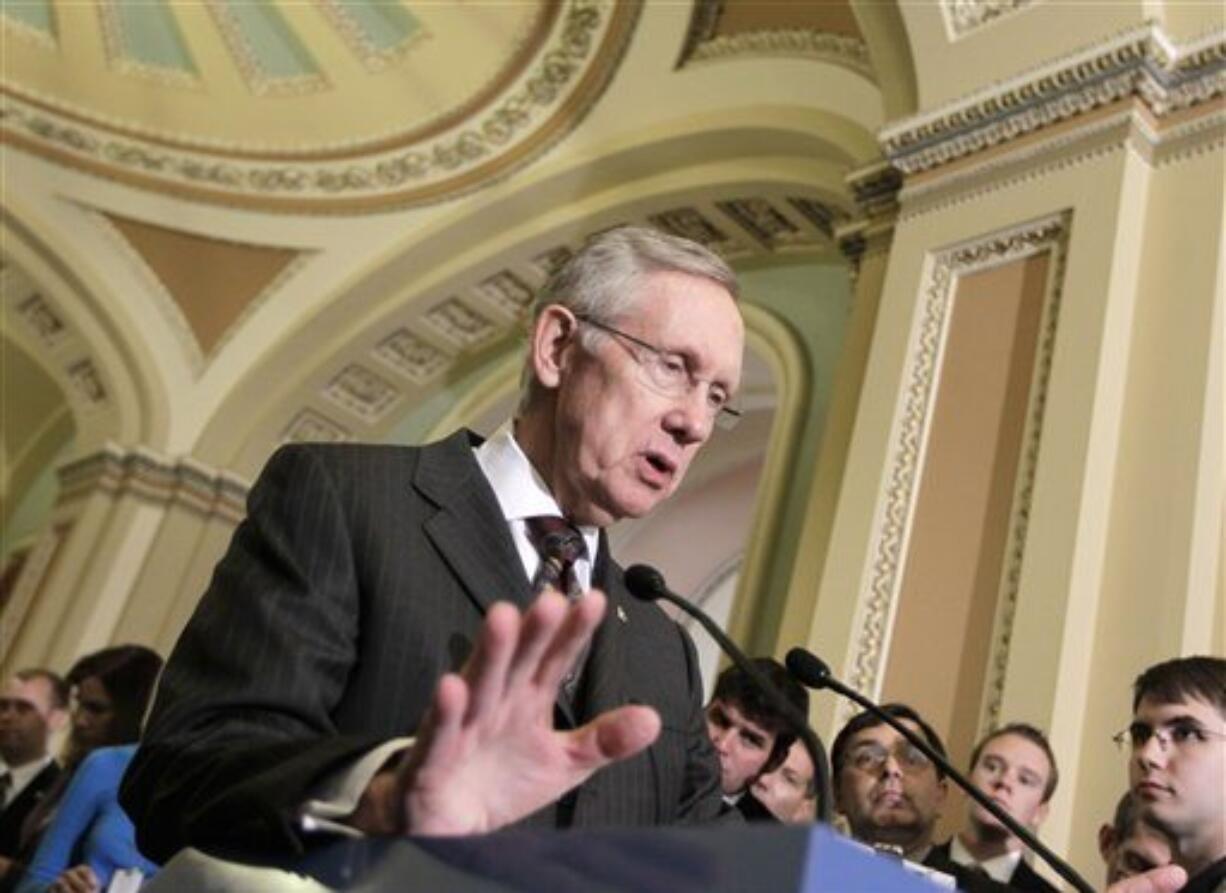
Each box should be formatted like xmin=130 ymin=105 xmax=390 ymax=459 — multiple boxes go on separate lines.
xmin=530 ymin=305 xmax=578 ymax=390
xmin=1097 ymin=823 xmax=1116 ymax=862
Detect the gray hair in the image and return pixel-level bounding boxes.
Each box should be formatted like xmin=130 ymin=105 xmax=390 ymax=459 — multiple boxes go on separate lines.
xmin=517 ymin=225 xmax=738 ymax=410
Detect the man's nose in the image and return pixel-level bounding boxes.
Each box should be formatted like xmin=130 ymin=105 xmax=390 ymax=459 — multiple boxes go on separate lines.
xmin=664 ymin=389 xmax=713 ymax=443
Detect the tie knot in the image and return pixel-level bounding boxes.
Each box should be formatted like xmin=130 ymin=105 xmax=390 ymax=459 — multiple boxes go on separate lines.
xmin=526 ymin=516 xmax=585 ymax=564
xmin=526 ymin=516 xmax=586 ymax=595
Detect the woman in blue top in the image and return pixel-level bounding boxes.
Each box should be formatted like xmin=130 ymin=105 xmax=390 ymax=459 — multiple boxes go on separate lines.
xmin=15 ymin=745 xmax=156 ymax=893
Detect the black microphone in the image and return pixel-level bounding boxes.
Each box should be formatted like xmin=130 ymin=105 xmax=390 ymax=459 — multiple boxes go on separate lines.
xmin=624 ymin=564 xmax=833 ymax=824
xmin=785 ymin=647 xmax=1094 ymax=893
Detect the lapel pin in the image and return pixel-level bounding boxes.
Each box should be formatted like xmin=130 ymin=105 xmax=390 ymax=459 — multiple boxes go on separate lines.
xmin=616 ymin=605 xmax=628 ymax=623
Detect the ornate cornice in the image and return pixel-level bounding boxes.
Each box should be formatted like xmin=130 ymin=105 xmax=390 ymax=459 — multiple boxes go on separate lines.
xmin=942 ymin=0 xmax=1036 ymax=41
xmin=845 ymin=213 xmax=1070 ymax=714
xmin=57 ymin=443 xmax=250 ymax=522
xmin=0 ymin=1 xmax=642 ymax=212
xmin=880 ymin=24 xmax=1226 ymax=176
xmin=686 ymin=28 xmax=873 ymax=79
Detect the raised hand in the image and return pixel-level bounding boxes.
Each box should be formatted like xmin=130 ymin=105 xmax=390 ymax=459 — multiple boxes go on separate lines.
xmin=1104 ymin=865 xmax=1188 ymax=893
xmin=47 ymin=864 xmax=99 ymax=893
xmin=362 ymin=589 xmax=661 ymax=837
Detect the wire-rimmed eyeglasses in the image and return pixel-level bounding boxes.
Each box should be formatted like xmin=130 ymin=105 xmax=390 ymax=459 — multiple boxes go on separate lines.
xmin=1112 ymin=719 xmax=1226 ymax=752
xmin=574 ymin=314 xmax=742 ymax=430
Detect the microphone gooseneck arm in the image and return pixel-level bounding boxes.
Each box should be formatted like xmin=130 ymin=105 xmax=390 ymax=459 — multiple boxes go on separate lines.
xmin=785 ymin=648 xmax=1094 ymax=893
xmin=624 ymin=565 xmax=833 ymax=824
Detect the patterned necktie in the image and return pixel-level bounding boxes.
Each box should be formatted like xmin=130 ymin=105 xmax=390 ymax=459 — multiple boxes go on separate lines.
xmin=525 ymin=515 xmax=589 ymax=700
xmin=526 ymin=515 xmax=586 ymax=597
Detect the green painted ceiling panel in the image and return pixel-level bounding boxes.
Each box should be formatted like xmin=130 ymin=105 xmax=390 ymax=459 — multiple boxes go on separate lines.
xmin=338 ymin=0 xmax=421 ymax=53
xmin=111 ymin=0 xmax=198 ymax=74
xmin=221 ymin=0 xmax=320 ymax=78
xmin=2 ymin=0 xmax=55 ymax=36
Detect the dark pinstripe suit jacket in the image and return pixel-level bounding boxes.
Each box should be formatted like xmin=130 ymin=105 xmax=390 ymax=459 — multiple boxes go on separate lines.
xmin=121 ymin=430 xmax=722 ymax=863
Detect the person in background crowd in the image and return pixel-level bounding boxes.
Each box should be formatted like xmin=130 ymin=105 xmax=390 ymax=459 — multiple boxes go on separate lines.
xmin=750 ymin=739 xmax=818 ymax=823
xmin=2 ymin=646 xmax=162 ymax=893
xmin=0 ymin=671 xmax=68 ymax=879
xmin=831 ymin=702 xmax=1011 ymax=892
xmin=931 ymin=723 xmax=1060 ymax=891
xmin=1099 ymin=791 xmax=1174 ymax=885
xmin=1119 ymin=656 xmax=1224 ymax=893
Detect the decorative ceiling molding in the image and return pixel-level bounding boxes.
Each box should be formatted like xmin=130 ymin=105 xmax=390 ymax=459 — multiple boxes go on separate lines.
xmin=879 ymin=23 xmax=1226 ymax=176
xmin=685 ymin=28 xmax=873 ymax=79
xmin=0 ymin=1 xmax=643 ymax=212
xmin=942 ymin=0 xmax=1036 ymax=42
xmin=2 ymin=259 xmax=113 ymax=419
xmin=56 ymin=441 xmax=249 ymax=521
xmin=276 ymin=195 xmax=849 ymax=445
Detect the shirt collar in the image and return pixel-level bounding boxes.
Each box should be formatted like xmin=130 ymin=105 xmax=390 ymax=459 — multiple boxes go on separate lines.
xmin=0 ymin=754 xmax=53 ymax=798
xmin=474 ymin=423 xmax=600 ymax=561
xmin=950 ymin=834 xmax=1024 ymax=884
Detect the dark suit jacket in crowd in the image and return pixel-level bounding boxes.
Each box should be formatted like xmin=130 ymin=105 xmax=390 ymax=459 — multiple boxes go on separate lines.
xmin=120 ymin=431 xmax=723 ymax=863
xmin=927 ymin=840 xmax=1057 ymax=892
xmin=0 ymin=761 xmax=60 ymax=858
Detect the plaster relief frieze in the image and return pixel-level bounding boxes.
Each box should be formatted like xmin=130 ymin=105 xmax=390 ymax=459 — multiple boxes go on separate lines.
xmin=716 ymin=198 xmax=804 ymax=250
xmin=880 ymin=23 xmax=1226 ymax=176
xmin=846 ymin=213 xmax=1070 ymax=725
xmin=322 ymin=363 xmax=401 ymax=423
xmin=372 ymin=328 xmax=453 ymax=385
xmin=65 ymin=358 xmax=108 ymax=406
xmin=282 ymin=409 xmax=351 ymax=444
xmin=477 ymin=270 xmax=535 ymax=320
xmin=685 ymin=28 xmax=873 ymax=79
xmin=942 ymin=0 xmax=1035 ymax=41
xmin=530 ymin=246 xmax=574 ymax=280
xmin=16 ymin=293 xmax=68 ymax=347
xmin=423 ymin=297 xmax=498 ymax=348
xmin=648 ymin=208 xmax=745 ymax=256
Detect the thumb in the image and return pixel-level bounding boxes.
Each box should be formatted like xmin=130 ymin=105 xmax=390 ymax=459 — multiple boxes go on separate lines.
xmin=569 ymin=704 xmax=662 ymax=769
xmin=1107 ymin=864 xmax=1188 ymax=893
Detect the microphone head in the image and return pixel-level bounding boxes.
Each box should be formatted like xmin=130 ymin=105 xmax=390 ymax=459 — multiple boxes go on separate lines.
xmin=786 ymin=647 xmax=832 ymax=689
xmin=624 ymin=564 xmax=667 ymax=601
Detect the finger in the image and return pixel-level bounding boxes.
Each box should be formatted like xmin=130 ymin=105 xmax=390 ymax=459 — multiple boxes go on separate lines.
xmin=533 ymin=589 xmax=607 ymax=693
xmin=566 ymin=704 xmax=662 ymax=771
xmin=406 ymin=673 xmax=468 ymax=773
xmin=460 ymin=601 xmax=520 ymax=723
xmin=504 ymin=589 xmax=569 ymax=694
xmin=1107 ymin=865 xmax=1188 ymax=893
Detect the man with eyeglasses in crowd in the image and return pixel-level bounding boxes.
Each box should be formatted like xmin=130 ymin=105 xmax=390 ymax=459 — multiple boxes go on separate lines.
xmin=1113 ymin=656 xmax=1225 ymax=893
xmin=123 ymin=226 xmax=747 ymax=875
xmin=931 ymin=723 xmax=1060 ymax=891
xmin=830 ymin=703 xmax=1012 ymax=892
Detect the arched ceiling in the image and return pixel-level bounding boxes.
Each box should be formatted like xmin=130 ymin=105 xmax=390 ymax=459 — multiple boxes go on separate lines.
xmin=1 ymin=0 xmax=889 ymax=488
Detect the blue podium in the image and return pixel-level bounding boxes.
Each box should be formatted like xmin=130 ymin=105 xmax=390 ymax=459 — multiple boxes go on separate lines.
xmin=280 ymin=823 xmax=947 ymax=892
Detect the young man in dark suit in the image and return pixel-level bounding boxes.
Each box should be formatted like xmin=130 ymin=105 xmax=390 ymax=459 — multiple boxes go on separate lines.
xmin=931 ymin=723 xmax=1060 ymax=891
xmin=0 ymin=670 xmax=67 ymax=877
xmin=122 ymin=226 xmax=745 ymax=866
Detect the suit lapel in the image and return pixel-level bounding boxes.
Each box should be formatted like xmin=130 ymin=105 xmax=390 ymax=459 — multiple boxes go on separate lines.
xmin=416 ymin=430 xmax=534 ymax=614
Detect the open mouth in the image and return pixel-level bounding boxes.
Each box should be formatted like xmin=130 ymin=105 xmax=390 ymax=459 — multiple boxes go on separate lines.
xmin=641 ymin=451 xmax=677 ymax=485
